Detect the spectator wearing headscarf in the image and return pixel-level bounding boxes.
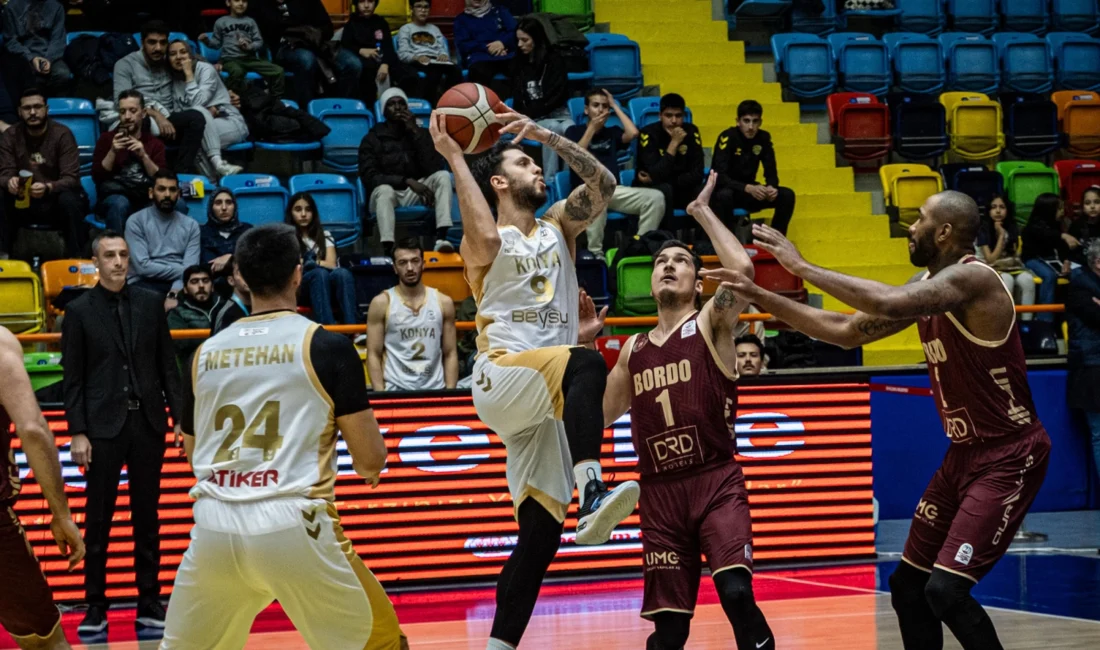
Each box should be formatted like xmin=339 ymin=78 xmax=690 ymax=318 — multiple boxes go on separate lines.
xmin=199 ymin=187 xmax=252 ymax=290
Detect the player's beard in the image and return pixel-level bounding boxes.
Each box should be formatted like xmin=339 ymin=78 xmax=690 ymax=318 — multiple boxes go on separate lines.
xmin=655 ymin=285 xmax=696 ymax=310
xmin=510 ymin=178 xmax=546 ymax=212
xmin=908 ymin=228 xmax=937 ymax=267
xmin=399 ymin=270 xmax=422 ymax=287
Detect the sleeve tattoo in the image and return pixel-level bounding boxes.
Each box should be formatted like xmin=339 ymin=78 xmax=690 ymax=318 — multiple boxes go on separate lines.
xmin=712 ymin=286 xmax=738 ymax=312
xmin=546 ymin=132 xmax=617 ymax=222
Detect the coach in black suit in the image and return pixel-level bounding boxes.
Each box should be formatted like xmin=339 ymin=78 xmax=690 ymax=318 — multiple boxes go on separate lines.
xmin=62 ymin=230 xmax=182 ymax=634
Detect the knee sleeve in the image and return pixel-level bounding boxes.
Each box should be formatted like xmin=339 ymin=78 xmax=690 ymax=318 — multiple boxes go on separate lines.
xmin=714 ymin=568 xmax=754 ymax=614
xmin=561 ymin=348 xmax=608 ymax=463
xmin=890 ymin=562 xmax=931 ymax=610
xmin=647 ymin=612 xmax=691 ymax=650
xmin=924 ymin=570 xmax=973 ymax=620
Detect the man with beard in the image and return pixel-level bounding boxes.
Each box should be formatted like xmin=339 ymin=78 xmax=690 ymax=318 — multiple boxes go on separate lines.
xmin=212 ymin=256 xmax=252 ymax=334
xmin=0 ymin=88 xmax=85 ymax=257
xmin=602 ymin=172 xmax=775 ymax=650
xmin=429 ymin=108 xmax=639 ymax=650
xmin=703 ymin=191 xmax=1052 ymax=650
xmin=359 ymin=88 xmax=454 ymax=258
xmin=167 ymin=264 xmax=223 ymax=368
xmin=366 ymin=237 xmax=457 ymax=391
xmin=125 ymin=170 xmax=201 ymax=296
xmin=113 ymin=21 xmax=207 ymax=174
xmin=92 ymin=90 xmax=168 ymax=233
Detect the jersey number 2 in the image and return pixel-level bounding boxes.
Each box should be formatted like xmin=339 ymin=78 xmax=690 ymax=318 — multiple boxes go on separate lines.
xmin=213 ymin=401 xmax=284 ymax=463
xmin=410 ymin=341 xmax=427 ymax=361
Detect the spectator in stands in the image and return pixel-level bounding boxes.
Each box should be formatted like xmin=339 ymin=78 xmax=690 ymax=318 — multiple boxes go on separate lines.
xmin=1 ymin=0 xmax=71 ymax=98
xmin=454 ymin=0 xmax=516 ymax=98
xmin=200 ymin=187 xmax=251 ymax=284
xmin=166 ymin=264 xmax=222 ymax=366
xmin=359 ymin=87 xmax=454 ymax=257
xmin=1067 ymin=239 xmax=1100 ymax=483
xmin=167 ymin=40 xmax=247 ymax=179
xmin=252 ymin=0 xmax=362 ymax=104
xmin=0 ymin=82 xmax=14 ymax=131
xmin=711 ymin=100 xmax=796 ymax=236
xmin=114 ymin=21 xmax=207 ymax=174
xmin=0 ymin=88 xmax=85 ymax=258
xmin=1022 ymin=193 xmax=1077 ymax=322
xmin=564 ymin=88 xmax=663 ymax=260
xmin=92 ymin=90 xmax=168 ymax=233
xmin=342 ymin=0 xmax=417 ymax=104
xmin=511 ymin=17 xmax=572 ymax=181
xmin=735 ymin=334 xmax=766 ymax=377
xmin=126 ymin=170 xmax=201 ymax=295
xmin=1068 ymin=186 xmax=1100 ymax=269
xmin=977 ymin=194 xmax=1035 ymax=320
xmin=199 ymin=0 xmax=286 ymax=97
xmin=285 ymin=192 xmax=359 ymax=324
xmin=397 ymin=0 xmax=462 ymax=105
xmin=635 ymin=93 xmax=704 ymax=230
xmin=212 ymin=256 xmax=252 ymax=334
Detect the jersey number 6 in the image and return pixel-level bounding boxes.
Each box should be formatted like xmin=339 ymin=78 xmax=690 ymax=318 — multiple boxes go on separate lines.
xmin=213 ymin=400 xmax=285 ymax=463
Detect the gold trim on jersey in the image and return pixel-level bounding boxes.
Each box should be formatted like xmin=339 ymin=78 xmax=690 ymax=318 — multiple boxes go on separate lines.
xmin=933 ymin=562 xmax=979 ymax=583
xmin=901 ymin=555 xmax=933 ymax=573
xmin=8 ymin=615 xmax=62 ymax=647
xmin=488 ymin=346 xmax=571 ymax=420
xmin=515 ymin=484 xmax=569 ymax=524
xmin=711 ymin=563 xmax=753 ymax=576
xmin=698 ymin=314 xmax=739 ymax=382
xmin=645 ymin=311 xmax=697 ymax=348
xmin=234 ymin=310 xmax=297 ymax=323
xmin=641 ymin=607 xmax=695 ymax=618
xmin=941 ymin=259 xmax=1016 ymax=348
xmin=303 ymin=324 xmax=339 ymax=501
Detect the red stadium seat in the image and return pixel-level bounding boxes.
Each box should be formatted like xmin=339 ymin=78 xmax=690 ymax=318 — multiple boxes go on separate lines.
xmin=827 ymin=92 xmax=892 ymax=162
xmin=595 ymin=335 xmax=631 ymax=371
xmin=1053 ymin=159 xmax=1100 ymax=215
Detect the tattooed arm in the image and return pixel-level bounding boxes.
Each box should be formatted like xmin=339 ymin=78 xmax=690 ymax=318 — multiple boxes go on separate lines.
xmin=693 ymin=171 xmax=755 ymax=339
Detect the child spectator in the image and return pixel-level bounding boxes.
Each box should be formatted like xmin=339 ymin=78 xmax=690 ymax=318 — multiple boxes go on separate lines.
xmin=976 ymin=194 xmax=1035 ymax=320
xmin=396 ymin=0 xmax=462 ymax=105
xmin=511 ymin=17 xmax=572 ymax=180
xmin=454 ymin=0 xmax=516 ymax=98
xmin=285 ymin=192 xmax=359 ymax=324
xmin=1021 ymin=193 xmax=1077 ymax=321
xmin=200 ymin=0 xmax=286 ymax=97
xmin=1068 ymin=186 xmax=1100 ymax=268
xmin=341 ymin=0 xmax=418 ymax=103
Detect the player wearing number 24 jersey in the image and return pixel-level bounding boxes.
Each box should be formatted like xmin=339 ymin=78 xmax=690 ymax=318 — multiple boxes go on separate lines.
xmin=706 ymin=191 xmax=1050 ymax=650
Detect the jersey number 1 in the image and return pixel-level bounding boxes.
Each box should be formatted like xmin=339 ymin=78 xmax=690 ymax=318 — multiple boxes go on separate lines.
xmin=655 ymin=389 xmax=675 ymax=427
xmin=213 ymin=401 xmax=284 ymax=463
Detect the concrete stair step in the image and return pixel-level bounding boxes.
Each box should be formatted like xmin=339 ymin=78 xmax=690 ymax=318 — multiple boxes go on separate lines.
xmin=772 ymin=145 xmax=836 ymax=169
xmin=800 ymin=239 xmax=909 ymax=267
xmin=596 ymin=7 xmax=714 ymax=22
xmin=607 ymin=21 xmax=728 ymax=41
xmin=809 ymin=263 xmax=918 ymax=311
xmin=674 ymin=83 xmax=783 ymax=102
xmin=758 ymin=167 xmax=853 ymax=193
xmin=696 ymin=121 xmax=816 ymax=148
xmin=688 ymin=102 xmax=802 ymax=126
xmin=639 ymin=42 xmax=745 ymax=65
xmin=862 ymin=343 xmax=924 ymax=366
xmin=645 ymin=63 xmax=766 ymax=87
xmin=787 ymin=215 xmax=890 ymax=242
xmin=782 ymin=192 xmax=872 ymax=216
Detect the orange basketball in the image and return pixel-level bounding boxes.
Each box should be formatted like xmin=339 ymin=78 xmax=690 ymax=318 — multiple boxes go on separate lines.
xmin=436 ymin=83 xmax=505 ymax=154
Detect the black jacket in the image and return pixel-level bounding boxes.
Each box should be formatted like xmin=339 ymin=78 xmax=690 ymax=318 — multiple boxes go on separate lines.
xmin=711 ymin=127 xmax=779 ymax=193
xmin=511 ymin=51 xmax=569 ymax=120
xmin=251 ymin=0 xmax=333 ymax=50
xmin=636 ymin=122 xmax=704 ymax=191
xmin=200 ymin=217 xmax=252 ymax=266
xmin=62 ymin=283 xmax=182 ymax=439
xmin=1067 ymin=268 xmax=1100 ymax=411
xmin=340 ymin=13 xmax=400 ymax=66
xmin=357 ymin=120 xmax=444 ymax=196
xmin=1021 ymin=219 xmax=1068 ymax=262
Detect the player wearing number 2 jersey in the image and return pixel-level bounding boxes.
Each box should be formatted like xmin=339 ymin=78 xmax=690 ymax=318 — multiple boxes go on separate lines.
xmin=163 ymin=224 xmax=407 ymax=650
xmin=603 ymin=173 xmax=775 ymax=650
xmin=706 ymin=190 xmax=1050 ymax=650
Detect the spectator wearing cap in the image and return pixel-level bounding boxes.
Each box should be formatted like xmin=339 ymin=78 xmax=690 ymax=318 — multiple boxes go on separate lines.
xmin=359 ymin=87 xmax=454 ymax=258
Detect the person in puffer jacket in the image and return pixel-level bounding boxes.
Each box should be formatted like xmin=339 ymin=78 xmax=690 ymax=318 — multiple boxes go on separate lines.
xmin=166 ymin=263 xmax=223 ymax=368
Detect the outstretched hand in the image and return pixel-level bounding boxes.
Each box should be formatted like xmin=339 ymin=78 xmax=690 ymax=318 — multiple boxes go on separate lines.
xmin=497 ymin=109 xmax=551 ymax=144
xmin=752 ymin=223 xmax=806 ymax=274
xmin=699 ymin=268 xmax=760 ymax=301
xmin=686 ymin=170 xmax=718 ymax=221
xmin=578 ymin=289 xmax=608 ymax=344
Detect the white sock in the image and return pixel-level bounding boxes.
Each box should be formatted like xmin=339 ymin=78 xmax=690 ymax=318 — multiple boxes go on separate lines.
xmin=211 ymin=155 xmax=225 ymax=167
xmin=486 ymin=638 xmax=516 ymax=650
xmin=574 ymin=460 xmax=602 ymax=504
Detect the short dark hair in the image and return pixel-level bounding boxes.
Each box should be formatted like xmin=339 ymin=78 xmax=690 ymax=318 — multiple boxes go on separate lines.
xmin=659 ymin=93 xmax=686 ymax=113
xmin=470 ymin=140 xmax=523 ymax=210
xmin=737 ymin=100 xmax=763 ymax=119
xmin=153 ymin=169 xmax=179 ymax=184
xmin=235 ymin=224 xmax=302 ymax=298
xmin=117 ymin=89 xmax=145 ymax=107
xmin=652 ymin=239 xmax=702 ymax=273
xmin=91 ymin=230 xmax=126 ymax=256
xmin=140 ymin=20 xmax=170 ymax=41
xmin=393 ymin=236 xmax=423 ymax=256
xmin=584 ymin=88 xmax=607 ymax=105
xmin=735 ymin=334 xmax=765 ymax=355
xmin=409 ymin=0 xmax=430 ymax=5
xmin=183 ymin=264 xmax=212 ymax=285
xmin=19 ymin=88 xmax=45 ymax=104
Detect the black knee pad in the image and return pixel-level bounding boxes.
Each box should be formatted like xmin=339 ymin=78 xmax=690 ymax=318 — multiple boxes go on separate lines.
xmin=648 ymin=612 xmax=691 ymax=650
xmin=924 ymin=570 xmax=972 ymax=620
xmin=566 ymin=347 xmax=607 ymax=379
xmin=714 ymin=568 xmax=754 ymax=612
xmin=889 ymin=562 xmax=930 ymax=609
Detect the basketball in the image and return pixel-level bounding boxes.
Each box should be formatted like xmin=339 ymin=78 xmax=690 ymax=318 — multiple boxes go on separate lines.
xmin=436 ymin=83 xmax=504 ymax=155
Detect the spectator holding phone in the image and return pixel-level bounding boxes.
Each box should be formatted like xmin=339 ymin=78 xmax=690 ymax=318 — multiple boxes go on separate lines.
xmin=1 ymin=0 xmax=72 ymax=98
xmin=92 ymin=90 xmax=168 ymax=234
xmin=1022 ymin=193 xmax=1076 ymax=321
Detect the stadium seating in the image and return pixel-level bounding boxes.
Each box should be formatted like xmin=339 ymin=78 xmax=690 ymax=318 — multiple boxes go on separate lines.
xmin=1046 ymin=33 xmax=1100 ymax=91
xmin=946 ymin=0 xmax=997 ymax=34
xmin=1001 ymin=93 xmax=1062 ymax=158
xmin=940 ymin=163 xmax=1004 ymax=207
xmin=997 ymin=161 xmax=1061 ymax=224
xmin=826 ymin=93 xmax=891 ymax=161
xmin=1053 ymin=90 xmax=1100 ymax=157
xmin=993 ymin=33 xmax=1053 ymax=94
xmin=1000 ymin=0 xmax=1049 ymax=34
xmin=880 ymin=163 xmax=943 ymax=225
xmin=309 ymin=99 xmax=372 ymax=174
xmin=421 ymin=251 xmax=471 ymax=304
xmin=576 ymin=255 xmax=612 ymax=309
xmin=1054 ymin=160 xmax=1100 ymax=214
xmin=1051 ymin=0 xmax=1099 ymax=34
xmin=614 ymin=254 xmax=657 ymax=316
xmin=791 ymin=0 xmax=840 ymax=35
xmin=373 ymin=97 xmax=432 ymax=127
xmin=40 ymin=259 xmax=98 ymax=325
xmin=0 ymin=265 xmax=44 ymax=334
xmin=288 ymin=174 xmax=361 ymax=249
xmin=540 ymin=0 xmax=596 ymax=31
xmin=65 ymin=31 xmax=105 ymax=44
xmin=178 ymin=173 xmax=213 ymax=217
xmin=727 ymin=0 xmax=792 ymax=31
xmin=828 ymin=33 xmax=891 ymax=96
xmin=585 ymin=33 xmax=644 ymax=100
xmin=47 ymin=98 xmax=98 ymax=173
xmin=626 ymin=96 xmax=694 ymax=129
xmin=220 ymin=174 xmax=289 ymax=226
xmin=884 ymin=33 xmax=945 ymax=94
xmin=772 ymin=33 xmax=837 ymax=99
xmin=894 ymin=0 xmax=944 ymax=35
xmin=135 ymin=31 xmax=196 ymax=52
xmin=939 ymin=33 xmax=1000 ymax=94
xmin=886 ymin=93 xmax=949 ymax=160
xmin=940 ymin=91 xmax=1004 ymax=161
xmin=254 ymin=100 xmax=322 ymax=165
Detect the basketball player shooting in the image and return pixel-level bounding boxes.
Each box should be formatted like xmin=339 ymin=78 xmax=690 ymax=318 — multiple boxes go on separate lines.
xmin=602 ymin=172 xmax=775 ymax=650
xmin=162 ymin=224 xmax=408 ymax=650
xmin=703 ymin=190 xmax=1051 ymax=650
xmin=428 ymin=106 xmax=640 ymax=650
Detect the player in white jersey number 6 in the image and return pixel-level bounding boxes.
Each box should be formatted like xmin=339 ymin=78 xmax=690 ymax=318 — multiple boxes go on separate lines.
xmin=429 ymin=109 xmax=640 ymax=650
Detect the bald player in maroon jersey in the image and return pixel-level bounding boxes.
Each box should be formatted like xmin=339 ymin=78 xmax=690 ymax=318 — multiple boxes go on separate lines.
xmin=703 ymin=190 xmax=1051 ymax=650
xmin=603 ymin=172 xmax=775 ymax=650
xmin=0 ymin=327 xmax=85 ymax=650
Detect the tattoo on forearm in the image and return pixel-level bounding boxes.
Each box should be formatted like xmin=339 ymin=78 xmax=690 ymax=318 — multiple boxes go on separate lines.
xmin=856 ymin=317 xmax=902 ymax=338
xmin=712 ymin=287 xmax=737 ymax=312
xmin=548 ymin=131 xmax=616 ymax=202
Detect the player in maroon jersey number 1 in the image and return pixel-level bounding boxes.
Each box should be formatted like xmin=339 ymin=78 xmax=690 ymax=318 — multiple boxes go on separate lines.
xmin=702 ymin=190 xmax=1051 ymax=650
xmin=0 ymin=327 xmax=85 ymax=650
xmin=603 ymin=171 xmax=775 ymax=650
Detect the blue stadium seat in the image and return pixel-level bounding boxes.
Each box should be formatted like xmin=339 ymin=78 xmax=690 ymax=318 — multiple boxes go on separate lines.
xmin=197 ymin=34 xmax=264 ymax=82
xmin=772 ymin=33 xmax=838 ymax=99
xmin=220 ymin=174 xmax=289 ymax=226
xmin=1000 ymin=0 xmax=1049 ymax=35
xmin=1046 ymin=33 xmax=1100 ymax=91
xmin=355 ymin=177 xmax=434 ymax=229
xmin=885 ymin=33 xmax=945 ymax=94
xmin=946 ymin=0 xmax=997 ymax=34
xmin=828 ymin=33 xmax=891 ymax=96
xmin=134 ymin=31 xmax=196 ymax=53
xmin=178 ymin=173 xmax=214 ymax=216
xmin=791 ymin=0 xmax=841 ymax=35
xmin=993 ymin=33 xmax=1053 ymax=94
xmin=1051 ymin=0 xmax=1099 ymax=34
xmin=289 ymin=174 xmax=361 ymax=248
xmin=47 ymin=98 xmax=98 ymax=174
xmin=885 ymin=93 xmax=949 ymax=159
xmin=254 ymin=100 xmax=322 ymax=163
xmin=576 ymin=255 xmax=611 ymax=309
xmin=1002 ymin=93 xmax=1062 ymax=158
xmin=585 ymin=34 xmax=643 ymax=100
xmin=727 ymin=0 xmax=792 ymax=30
xmin=308 ymin=98 xmax=372 ymax=174
xmin=626 ymin=97 xmax=694 ymax=129
xmin=940 ymin=163 xmax=1004 ymax=207
xmin=939 ymin=33 xmax=1000 ymax=94
xmin=894 ymin=0 xmax=945 ymax=36
xmin=373 ymin=97 xmax=432 ymax=128
xmin=81 ymin=176 xmax=104 ymax=230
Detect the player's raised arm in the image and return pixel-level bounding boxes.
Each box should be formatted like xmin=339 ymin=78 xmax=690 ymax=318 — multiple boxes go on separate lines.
xmin=429 ymin=111 xmax=501 ymax=268
xmin=603 ymin=334 xmax=635 ymax=427
xmin=691 ymin=171 xmax=755 ymax=336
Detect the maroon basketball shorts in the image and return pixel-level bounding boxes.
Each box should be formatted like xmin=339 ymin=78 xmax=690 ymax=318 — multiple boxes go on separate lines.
xmin=902 ymin=427 xmax=1051 ymax=582
xmin=0 ymin=505 xmax=61 ymax=642
xmin=639 ymin=462 xmax=753 ymax=619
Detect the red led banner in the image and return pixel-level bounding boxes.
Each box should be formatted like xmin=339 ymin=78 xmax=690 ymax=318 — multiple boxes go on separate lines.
xmin=10 ymin=382 xmax=874 ymax=602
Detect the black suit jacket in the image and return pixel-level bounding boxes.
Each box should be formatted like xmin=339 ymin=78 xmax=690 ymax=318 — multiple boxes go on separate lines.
xmin=62 ymin=283 xmax=183 ymax=439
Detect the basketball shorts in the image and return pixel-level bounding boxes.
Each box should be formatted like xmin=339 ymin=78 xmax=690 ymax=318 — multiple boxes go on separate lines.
xmin=0 ymin=505 xmax=61 ymax=645
xmin=472 ymin=347 xmax=576 ymax=523
xmin=162 ymin=497 xmax=407 ymax=650
xmin=902 ymin=427 xmax=1051 ymax=582
xmin=639 ymin=463 xmax=753 ymax=618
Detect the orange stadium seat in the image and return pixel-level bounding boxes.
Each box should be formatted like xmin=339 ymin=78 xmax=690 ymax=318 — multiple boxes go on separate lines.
xmin=1052 ymin=90 xmax=1100 ymax=157
xmin=422 ymin=251 xmax=471 ymax=304
xmin=40 ymin=259 xmax=98 ymax=326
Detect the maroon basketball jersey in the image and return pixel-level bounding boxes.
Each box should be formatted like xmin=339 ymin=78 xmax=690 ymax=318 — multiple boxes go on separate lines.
xmin=0 ymin=404 xmax=18 ymax=504
xmin=627 ymin=313 xmax=739 ymax=478
xmin=916 ymin=257 xmax=1043 ymax=444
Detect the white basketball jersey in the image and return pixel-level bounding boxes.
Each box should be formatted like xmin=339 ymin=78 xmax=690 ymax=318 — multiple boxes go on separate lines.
xmin=189 ymin=312 xmax=340 ymax=503
xmin=471 ymin=217 xmax=579 ymax=355
xmin=383 ymin=287 xmax=445 ymax=391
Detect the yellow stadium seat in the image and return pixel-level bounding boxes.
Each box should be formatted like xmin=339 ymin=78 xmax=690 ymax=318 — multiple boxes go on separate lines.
xmin=0 ymin=269 xmax=45 ymax=334
xmin=421 ymin=251 xmax=471 ymax=305
xmin=879 ymin=163 xmax=943 ymax=226
xmin=40 ymin=259 xmax=98 ymax=324
xmin=939 ymin=92 xmax=1005 ymax=161
xmin=0 ymin=260 xmax=33 ymax=274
